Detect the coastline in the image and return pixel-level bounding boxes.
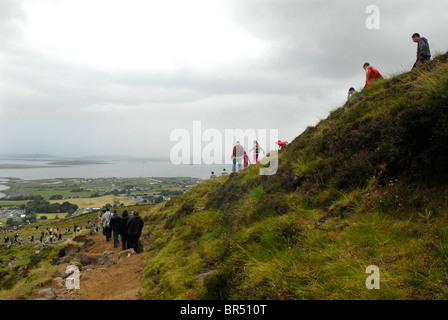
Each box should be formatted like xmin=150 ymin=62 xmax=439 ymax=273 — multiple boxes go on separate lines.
xmin=0 ymin=178 xmax=10 ymax=199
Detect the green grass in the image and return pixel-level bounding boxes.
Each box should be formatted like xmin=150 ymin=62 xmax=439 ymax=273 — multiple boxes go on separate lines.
xmin=0 ymin=201 xmax=29 ymax=207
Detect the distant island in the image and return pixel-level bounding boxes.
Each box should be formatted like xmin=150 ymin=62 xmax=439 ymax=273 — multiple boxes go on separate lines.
xmin=48 ymin=160 xmax=110 ymax=166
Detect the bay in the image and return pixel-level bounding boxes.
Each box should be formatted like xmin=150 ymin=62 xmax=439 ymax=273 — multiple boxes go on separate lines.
xmin=0 ymin=159 xmax=231 ymax=181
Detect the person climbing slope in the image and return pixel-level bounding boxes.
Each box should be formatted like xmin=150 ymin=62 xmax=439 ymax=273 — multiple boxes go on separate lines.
xmin=412 ymin=33 xmax=431 ymax=69
xmin=276 ymin=140 xmax=288 ymax=150
xmin=363 ymin=63 xmax=383 ymax=88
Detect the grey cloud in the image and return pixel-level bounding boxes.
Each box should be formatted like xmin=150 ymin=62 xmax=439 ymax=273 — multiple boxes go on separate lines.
xmin=1 ymin=0 xmax=448 ymax=158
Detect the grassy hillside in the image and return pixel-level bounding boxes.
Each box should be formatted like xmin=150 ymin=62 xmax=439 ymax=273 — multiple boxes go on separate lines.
xmin=0 ymin=211 xmax=97 ymax=299
xmin=139 ymin=53 xmax=448 ymax=300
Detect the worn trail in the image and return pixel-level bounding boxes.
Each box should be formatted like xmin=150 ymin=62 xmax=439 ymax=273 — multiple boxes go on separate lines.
xmin=36 ymin=231 xmax=146 ymax=300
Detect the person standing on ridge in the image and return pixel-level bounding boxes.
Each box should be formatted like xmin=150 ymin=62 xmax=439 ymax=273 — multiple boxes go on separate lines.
xmin=412 ymin=33 xmax=431 ymax=70
xmin=249 ymin=140 xmax=265 ymax=163
xmin=231 ymin=141 xmax=245 ymax=173
xmin=109 ymin=210 xmax=122 ymax=248
xmin=127 ymin=210 xmax=144 ymax=253
xmin=363 ymin=63 xmax=383 ymax=88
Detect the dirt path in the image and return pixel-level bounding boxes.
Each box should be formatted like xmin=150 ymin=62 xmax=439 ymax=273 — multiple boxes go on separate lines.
xmin=59 ymin=232 xmax=145 ymax=300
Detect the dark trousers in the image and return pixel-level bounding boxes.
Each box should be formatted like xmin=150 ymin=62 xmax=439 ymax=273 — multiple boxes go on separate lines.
xmin=112 ymin=230 xmax=120 ymax=248
xmin=121 ymin=234 xmax=129 ymax=250
xmin=104 ymin=226 xmax=112 ymax=241
xmin=128 ymin=234 xmax=140 ymax=253
xmin=412 ymin=56 xmax=430 ymax=70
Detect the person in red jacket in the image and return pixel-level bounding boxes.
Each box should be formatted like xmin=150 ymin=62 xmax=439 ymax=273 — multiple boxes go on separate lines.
xmin=276 ymin=140 xmax=288 ymax=150
xmin=363 ymin=62 xmax=383 ymax=88
xmin=231 ymin=141 xmax=245 ymax=172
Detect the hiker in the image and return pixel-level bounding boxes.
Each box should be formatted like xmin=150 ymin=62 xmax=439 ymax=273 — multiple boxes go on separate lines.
xmin=347 ymin=87 xmax=356 ymax=101
xmin=210 ymin=172 xmax=217 ymax=178
xmin=85 ymin=220 xmax=93 ymax=229
xmin=221 ymin=168 xmax=228 ymax=175
xmin=101 ymin=208 xmax=112 ymax=242
xmin=276 ymin=140 xmax=288 ymax=150
xmin=243 ymin=151 xmax=250 ymax=168
xmin=249 ymin=140 xmax=265 ymax=163
xmin=109 ymin=210 xmax=122 ymax=248
xmin=363 ymin=63 xmax=383 ymax=88
xmin=412 ymin=33 xmax=431 ymax=69
xmin=119 ymin=210 xmax=130 ymax=250
xmin=231 ymin=141 xmax=245 ymax=173
xmin=127 ymin=210 xmax=144 ymax=253
xmin=98 ymin=211 xmax=102 ymax=228
xmin=58 ymin=232 xmax=62 ymax=241
xmin=30 ymin=235 xmax=34 ymax=243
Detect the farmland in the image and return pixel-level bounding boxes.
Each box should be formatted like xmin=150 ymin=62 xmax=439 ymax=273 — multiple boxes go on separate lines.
xmin=0 ymin=176 xmax=201 ymax=227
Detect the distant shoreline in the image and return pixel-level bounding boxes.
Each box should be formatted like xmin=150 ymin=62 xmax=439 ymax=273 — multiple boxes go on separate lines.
xmin=0 ymin=164 xmax=66 ymax=169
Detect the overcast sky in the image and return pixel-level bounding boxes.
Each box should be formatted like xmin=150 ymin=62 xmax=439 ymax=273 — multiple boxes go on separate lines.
xmin=1 ymin=0 xmax=447 ymax=160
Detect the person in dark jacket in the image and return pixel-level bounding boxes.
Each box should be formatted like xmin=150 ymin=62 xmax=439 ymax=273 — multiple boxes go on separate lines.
xmin=109 ymin=210 xmax=122 ymax=248
xmin=118 ymin=210 xmax=130 ymax=250
xmin=412 ymin=33 xmax=431 ymax=69
xmin=127 ymin=210 xmax=144 ymax=253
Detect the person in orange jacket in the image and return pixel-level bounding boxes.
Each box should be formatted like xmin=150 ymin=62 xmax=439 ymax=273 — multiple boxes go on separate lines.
xmin=276 ymin=140 xmax=288 ymax=150
xmin=363 ymin=62 xmax=383 ymax=88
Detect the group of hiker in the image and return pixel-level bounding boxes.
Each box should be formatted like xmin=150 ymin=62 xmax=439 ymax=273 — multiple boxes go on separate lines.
xmin=209 ymin=139 xmax=289 ymax=177
xmin=2 ymin=224 xmax=82 ymax=247
xmin=3 ymin=232 xmax=19 ymax=244
xmin=99 ymin=208 xmax=144 ymax=253
xmin=39 ymin=227 xmax=63 ymax=245
xmin=348 ymin=33 xmax=431 ymax=101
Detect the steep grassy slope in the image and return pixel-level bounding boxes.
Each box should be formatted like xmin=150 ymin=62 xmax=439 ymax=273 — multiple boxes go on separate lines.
xmin=139 ymin=53 xmax=448 ymax=300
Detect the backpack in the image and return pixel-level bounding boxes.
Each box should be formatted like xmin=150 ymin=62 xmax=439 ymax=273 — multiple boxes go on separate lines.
xmin=235 ymin=145 xmax=244 ymax=158
xmin=368 ymin=67 xmax=383 ymax=79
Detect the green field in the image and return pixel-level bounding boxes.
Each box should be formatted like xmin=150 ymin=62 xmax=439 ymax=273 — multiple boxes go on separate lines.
xmin=35 ymin=213 xmax=67 ymax=221
xmin=0 ymin=200 xmax=29 ymax=208
xmin=2 ymin=177 xmax=199 ymax=202
xmin=49 ymin=195 xmax=137 ymax=208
